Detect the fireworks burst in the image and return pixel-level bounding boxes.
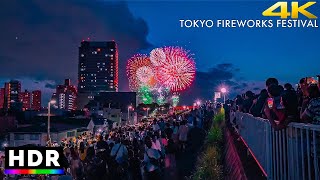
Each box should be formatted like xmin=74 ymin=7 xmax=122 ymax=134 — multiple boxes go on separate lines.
xmin=171 ymin=93 xmax=180 ymax=107
xmin=138 ymin=86 xmax=153 ymax=104
xmin=154 ymin=46 xmax=196 ymax=92
xmin=126 ymin=54 xmax=154 ymax=91
xmin=150 ymin=48 xmax=166 ymax=66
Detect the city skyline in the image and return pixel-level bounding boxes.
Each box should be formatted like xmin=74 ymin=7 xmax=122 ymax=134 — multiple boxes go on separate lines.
xmin=0 ymin=0 xmax=319 ymax=104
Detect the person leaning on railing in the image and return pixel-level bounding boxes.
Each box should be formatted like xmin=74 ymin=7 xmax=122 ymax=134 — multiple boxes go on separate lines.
xmin=300 ymin=84 xmax=320 ymax=124
xmin=264 ymin=84 xmax=299 ymax=130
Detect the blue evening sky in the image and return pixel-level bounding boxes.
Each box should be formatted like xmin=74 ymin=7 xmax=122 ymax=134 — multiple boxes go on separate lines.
xmin=127 ymin=1 xmax=320 ymax=84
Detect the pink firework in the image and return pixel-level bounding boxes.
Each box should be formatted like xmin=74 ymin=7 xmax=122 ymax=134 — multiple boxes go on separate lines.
xmin=126 ymin=54 xmax=153 ymax=91
xmin=155 ymin=46 xmax=196 ymax=92
xmin=150 ymin=48 xmax=166 ymax=66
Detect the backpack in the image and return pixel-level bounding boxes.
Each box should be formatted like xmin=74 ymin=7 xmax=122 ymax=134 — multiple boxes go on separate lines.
xmin=146 ymin=150 xmax=160 ymax=167
xmin=108 ymin=144 xmax=122 ymax=171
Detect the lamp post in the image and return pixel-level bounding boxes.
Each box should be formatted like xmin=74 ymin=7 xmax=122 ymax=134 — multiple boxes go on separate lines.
xmin=47 ymin=100 xmax=56 ymax=146
xmin=221 ymin=87 xmax=227 ymax=104
xmin=146 ymin=107 xmax=150 ymax=117
xmin=196 ymin=100 xmax=201 ymax=107
xmin=128 ymin=106 xmax=132 ymax=124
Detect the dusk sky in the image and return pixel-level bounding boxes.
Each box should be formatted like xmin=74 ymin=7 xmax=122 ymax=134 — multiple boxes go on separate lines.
xmin=0 ymin=0 xmax=319 ymax=104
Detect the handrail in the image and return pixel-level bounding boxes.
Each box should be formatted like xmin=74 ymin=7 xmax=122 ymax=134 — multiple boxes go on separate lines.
xmin=230 ymin=111 xmax=320 ymax=180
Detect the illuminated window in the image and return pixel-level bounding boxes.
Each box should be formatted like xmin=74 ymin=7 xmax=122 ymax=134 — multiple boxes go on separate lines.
xmin=102 ymin=63 xmax=105 ymax=65
xmin=110 ymin=49 xmax=114 ymax=52
xmin=110 ymin=86 xmax=113 ymax=88
xmin=81 ymin=54 xmax=84 ymax=57
xmin=110 ymin=54 xmax=113 ymax=57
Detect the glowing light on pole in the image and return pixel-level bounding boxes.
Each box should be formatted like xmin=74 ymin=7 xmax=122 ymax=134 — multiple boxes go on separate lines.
xmin=47 ymin=100 xmax=56 ymax=146
xmin=221 ymin=87 xmax=227 ymax=104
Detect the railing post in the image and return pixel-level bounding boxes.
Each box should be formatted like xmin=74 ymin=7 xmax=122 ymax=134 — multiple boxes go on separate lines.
xmin=266 ymin=122 xmax=272 ymax=179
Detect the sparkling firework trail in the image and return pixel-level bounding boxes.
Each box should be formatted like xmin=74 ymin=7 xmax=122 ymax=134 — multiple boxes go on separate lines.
xmin=154 ymin=46 xmax=196 ymax=92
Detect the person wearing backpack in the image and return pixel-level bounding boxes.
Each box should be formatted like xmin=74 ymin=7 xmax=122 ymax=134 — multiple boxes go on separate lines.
xmin=110 ymin=137 xmax=128 ymax=179
xmin=143 ymin=136 xmax=161 ymax=180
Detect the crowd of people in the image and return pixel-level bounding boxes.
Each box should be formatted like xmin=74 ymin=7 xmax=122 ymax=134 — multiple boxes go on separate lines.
xmin=232 ymin=76 xmax=320 ymax=129
xmin=2 ymin=106 xmax=214 ymax=180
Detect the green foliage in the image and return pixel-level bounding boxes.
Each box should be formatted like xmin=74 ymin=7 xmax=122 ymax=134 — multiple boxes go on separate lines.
xmin=213 ymin=107 xmax=225 ymax=124
xmin=207 ymin=126 xmax=223 ymax=144
xmin=192 ymin=108 xmax=225 ymax=180
xmin=192 ymin=146 xmax=223 ymax=180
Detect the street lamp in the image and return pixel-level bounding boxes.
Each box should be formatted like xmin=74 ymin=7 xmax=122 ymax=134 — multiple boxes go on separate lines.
xmin=221 ymin=87 xmax=227 ymax=104
xmin=128 ymin=105 xmax=132 ymax=124
xmin=47 ymin=100 xmax=56 ymax=146
xmin=146 ymin=107 xmax=150 ymax=117
xmin=196 ymin=100 xmax=201 ymax=106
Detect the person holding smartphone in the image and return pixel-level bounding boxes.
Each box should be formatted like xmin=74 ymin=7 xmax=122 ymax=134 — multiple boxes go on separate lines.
xmin=264 ymin=84 xmax=299 ymax=130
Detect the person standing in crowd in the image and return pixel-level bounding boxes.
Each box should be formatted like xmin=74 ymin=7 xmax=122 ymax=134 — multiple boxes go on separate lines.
xmin=242 ymin=91 xmax=255 ymax=113
xmin=187 ymin=120 xmax=206 ymax=153
xmin=264 ymin=86 xmax=299 ymax=130
xmin=178 ymin=120 xmax=189 ymax=152
xmin=143 ymin=136 xmax=161 ymax=180
xmin=110 ymin=137 xmax=128 ymax=179
xmin=300 ymin=84 xmax=320 ymax=124
xmin=250 ymin=89 xmax=268 ymax=117
xmin=70 ymin=147 xmax=83 ymax=179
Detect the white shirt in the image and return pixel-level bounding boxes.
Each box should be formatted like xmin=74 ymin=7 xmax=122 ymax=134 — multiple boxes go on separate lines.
xmin=151 ymin=139 xmax=162 ymax=151
xmin=144 ymin=148 xmax=161 ymax=172
xmin=110 ymin=143 xmax=128 ymax=164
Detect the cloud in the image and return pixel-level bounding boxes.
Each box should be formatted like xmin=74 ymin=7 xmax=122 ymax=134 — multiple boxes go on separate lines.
xmin=45 ymin=83 xmax=56 ymax=89
xmin=0 ymin=0 xmax=151 ymax=90
xmin=180 ymin=63 xmax=265 ymax=103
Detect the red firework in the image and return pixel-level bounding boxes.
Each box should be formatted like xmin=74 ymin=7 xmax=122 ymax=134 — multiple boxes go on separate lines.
xmin=154 ymin=46 xmax=196 ymax=92
xmin=126 ymin=54 xmax=154 ymax=91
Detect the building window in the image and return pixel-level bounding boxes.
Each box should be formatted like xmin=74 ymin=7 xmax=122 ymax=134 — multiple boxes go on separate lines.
xmin=30 ymin=134 xmax=40 ymax=140
xmin=67 ymin=131 xmax=75 ymax=137
xmin=110 ymin=49 xmax=114 ymax=52
xmin=81 ymin=54 xmax=84 ymax=57
xmin=14 ymin=134 xmax=24 ymax=140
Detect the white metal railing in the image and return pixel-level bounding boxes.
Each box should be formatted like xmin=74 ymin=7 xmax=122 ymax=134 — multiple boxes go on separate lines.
xmin=230 ymin=111 xmax=320 ymax=180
